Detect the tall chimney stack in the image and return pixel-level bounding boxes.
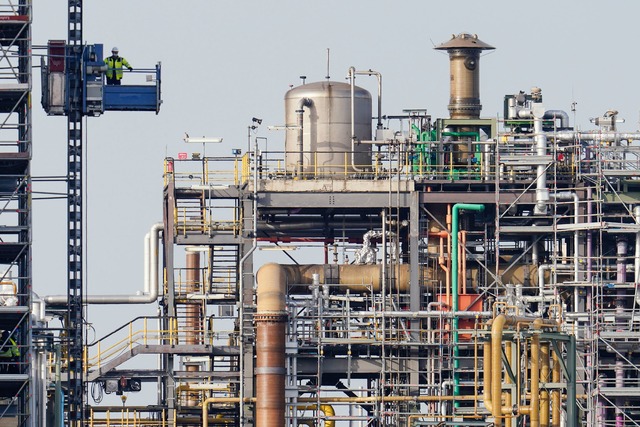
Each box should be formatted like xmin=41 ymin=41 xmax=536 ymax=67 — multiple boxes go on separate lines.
xmin=435 ymin=33 xmax=494 ymax=119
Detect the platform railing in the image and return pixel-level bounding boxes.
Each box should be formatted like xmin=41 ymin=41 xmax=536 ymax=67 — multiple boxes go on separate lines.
xmin=85 ymin=316 xmax=234 ymax=375
xmin=87 ymin=407 xmax=169 ymax=427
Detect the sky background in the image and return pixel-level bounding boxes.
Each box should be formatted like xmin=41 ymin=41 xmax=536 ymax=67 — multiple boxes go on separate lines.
xmin=27 ymin=0 xmax=640 ymax=405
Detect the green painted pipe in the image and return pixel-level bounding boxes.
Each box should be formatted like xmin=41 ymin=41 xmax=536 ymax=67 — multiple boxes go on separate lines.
xmin=451 ymin=203 xmax=485 ymax=400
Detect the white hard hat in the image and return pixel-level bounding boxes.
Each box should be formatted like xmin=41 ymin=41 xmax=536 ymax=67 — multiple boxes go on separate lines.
xmin=112 ymin=47 xmax=119 ymax=53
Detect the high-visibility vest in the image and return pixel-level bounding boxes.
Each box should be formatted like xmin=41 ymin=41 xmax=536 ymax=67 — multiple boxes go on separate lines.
xmin=104 ymin=56 xmax=132 ymax=80
xmin=0 ymin=337 xmax=18 ymax=358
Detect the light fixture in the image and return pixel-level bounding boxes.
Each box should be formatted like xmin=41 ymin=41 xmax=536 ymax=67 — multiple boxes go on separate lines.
xmin=258 ymin=245 xmax=298 ymax=251
xmin=183 ymin=134 xmax=223 ymax=144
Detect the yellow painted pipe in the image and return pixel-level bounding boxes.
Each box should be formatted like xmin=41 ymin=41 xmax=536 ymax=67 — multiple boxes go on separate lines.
xmin=540 ymin=343 xmax=550 ymax=427
xmin=487 ymin=315 xmax=551 ymax=426
xmin=552 ymin=350 xmax=561 ymax=427
xmin=297 ymin=405 xmax=335 ymax=427
xmin=505 ymin=341 xmax=513 ymax=427
xmin=201 ymin=398 xmax=252 ymax=427
xmin=529 ymin=319 xmax=541 ymax=427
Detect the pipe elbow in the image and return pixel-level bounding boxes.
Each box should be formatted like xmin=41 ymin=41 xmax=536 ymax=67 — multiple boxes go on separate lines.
xmin=297 ymin=97 xmax=313 ymax=110
xmin=320 ymin=405 xmax=335 ymax=427
xmin=256 ymin=263 xmax=288 ymax=313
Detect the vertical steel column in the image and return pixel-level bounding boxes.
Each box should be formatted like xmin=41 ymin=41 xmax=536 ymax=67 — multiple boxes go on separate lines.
xmin=408 ymin=191 xmax=421 ymax=398
xmin=163 ymin=177 xmax=176 ymax=424
xmin=66 ymin=1 xmax=84 ymax=425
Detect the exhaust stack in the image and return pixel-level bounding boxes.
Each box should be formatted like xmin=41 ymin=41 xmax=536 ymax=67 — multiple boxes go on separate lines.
xmin=435 ymin=33 xmax=494 ymax=119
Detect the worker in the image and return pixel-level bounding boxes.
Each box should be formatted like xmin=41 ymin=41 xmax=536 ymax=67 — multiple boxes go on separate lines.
xmin=0 ymin=330 xmax=19 ymax=374
xmin=104 ymin=47 xmax=133 ymax=85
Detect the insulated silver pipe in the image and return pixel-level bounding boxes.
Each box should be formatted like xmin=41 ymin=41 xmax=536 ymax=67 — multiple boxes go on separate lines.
xmin=537 ymin=264 xmax=573 ymax=315
xmin=296 ymin=98 xmax=313 ymax=177
xmin=534 ymin=114 xmax=549 ymax=214
xmin=552 ymin=131 xmax=640 ymax=142
xmin=553 ymin=192 xmax=581 ymax=309
xmin=543 ymin=110 xmax=569 ymax=129
xmin=44 ymin=222 xmax=163 ymax=304
xmin=349 ymin=66 xmax=382 ymax=172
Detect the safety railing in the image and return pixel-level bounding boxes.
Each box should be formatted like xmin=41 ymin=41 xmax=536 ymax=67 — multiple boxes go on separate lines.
xmin=85 ymin=316 xmax=235 ymax=375
xmin=0 ymin=2 xmax=30 ymax=15
xmin=174 ymin=266 xmax=236 ymax=299
xmin=87 ymin=407 xmax=169 ymax=427
xmin=164 ymin=155 xmax=248 ymax=187
xmin=163 ymin=138 xmax=590 ymax=188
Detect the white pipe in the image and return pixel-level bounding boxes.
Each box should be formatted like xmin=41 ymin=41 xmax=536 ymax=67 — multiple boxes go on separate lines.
xmin=552 ymin=131 xmax=640 ymax=142
xmin=296 ymin=98 xmax=313 ymax=177
xmin=537 ymin=263 xmax=573 ymax=315
xmin=44 ymin=222 xmax=163 ymax=304
xmin=348 ymin=67 xmax=364 ymax=173
xmin=553 ymin=192 xmax=580 ymax=279
xmin=534 ymin=111 xmax=549 ymax=215
xmin=348 ymin=67 xmax=382 ymax=172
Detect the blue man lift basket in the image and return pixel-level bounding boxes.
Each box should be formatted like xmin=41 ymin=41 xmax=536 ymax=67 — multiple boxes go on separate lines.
xmin=41 ymin=42 xmax=162 ymax=116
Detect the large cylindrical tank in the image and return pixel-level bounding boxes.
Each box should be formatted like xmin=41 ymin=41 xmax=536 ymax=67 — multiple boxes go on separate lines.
xmin=285 ymin=81 xmax=372 ymax=175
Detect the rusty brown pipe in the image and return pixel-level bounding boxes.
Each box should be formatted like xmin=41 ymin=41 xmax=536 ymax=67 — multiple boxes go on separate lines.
xmin=270 ymin=263 xmax=412 ymax=293
xmin=256 ymin=263 xmax=289 ymax=427
xmin=255 ymin=262 xmax=416 ymax=427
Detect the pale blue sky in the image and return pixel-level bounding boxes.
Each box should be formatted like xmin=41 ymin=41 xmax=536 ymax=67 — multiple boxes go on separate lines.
xmin=30 ymin=0 xmax=640 ymax=326
xmin=26 ymin=0 xmax=640 ymax=408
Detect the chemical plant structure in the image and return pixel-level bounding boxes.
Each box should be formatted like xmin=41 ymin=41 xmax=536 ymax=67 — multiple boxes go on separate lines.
xmin=1 ymin=2 xmax=640 ymax=427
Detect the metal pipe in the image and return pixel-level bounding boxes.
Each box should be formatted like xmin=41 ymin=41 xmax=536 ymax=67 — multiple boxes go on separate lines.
xmin=505 ymin=341 xmax=513 ymax=427
xmin=529 ymin=319 xmax=542 ymax=427
xmin=348 ymin=67 xmax=364 ymax=173
xmin=297 ymin=405 xmax=335 ymax=427
xmin=201 ymin=397 xmax=253 ymax=427
xmin=255 ymin=263 xmax=288 ymax=427
xmin=296 ymin=98 xmax=313 ymax=177
xmin=534 ymin=113 xmax=549 ymax=215
xmin=587 ymin=186 xmax=593 ymax=283
xmin=635 ymin=206 xmax=640 ymax=288
xmin=261 ymin=263 xmax=412 ymax=293
xmin=451 ymin=203 xmax=484 ymax=398
xmin=489 ymin=314 xmax=517 ymax=426
xmin=486 ymin=315 xmax=552 ymax=426
xmin=537 ymin=264 xmax=573 ymax=315
xmin=551 ymin=349 xmax=561 ymax=427
xmin=446 ymin=205 xmax=452 ymax=304
xmin=615 ymin=236 xmax=626 ymax=427
xmin=542 ymin=110 xmax=569 ymax=129
xmin=44 ymin=222 xmax=163 ymax=304
xmin=553 ymin=192 xmax=580 ymax=281
xmin=540 ymin=343 xmax=550 ymax=427
xmin=348 ymin=67 xmax=382 ymax=171
xmin=552 ymin=131 xmax=640 ymax=142
xmin=438 ymin=235 xmax=450 ymax=301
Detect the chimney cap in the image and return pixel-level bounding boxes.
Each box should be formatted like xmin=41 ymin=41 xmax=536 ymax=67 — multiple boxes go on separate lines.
xmin=434 ymin=33 xmax=495 ymax=51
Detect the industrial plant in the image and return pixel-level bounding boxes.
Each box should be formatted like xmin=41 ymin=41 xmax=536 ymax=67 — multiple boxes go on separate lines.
xmin=2 ymin=1 xmax=640 ymax=427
